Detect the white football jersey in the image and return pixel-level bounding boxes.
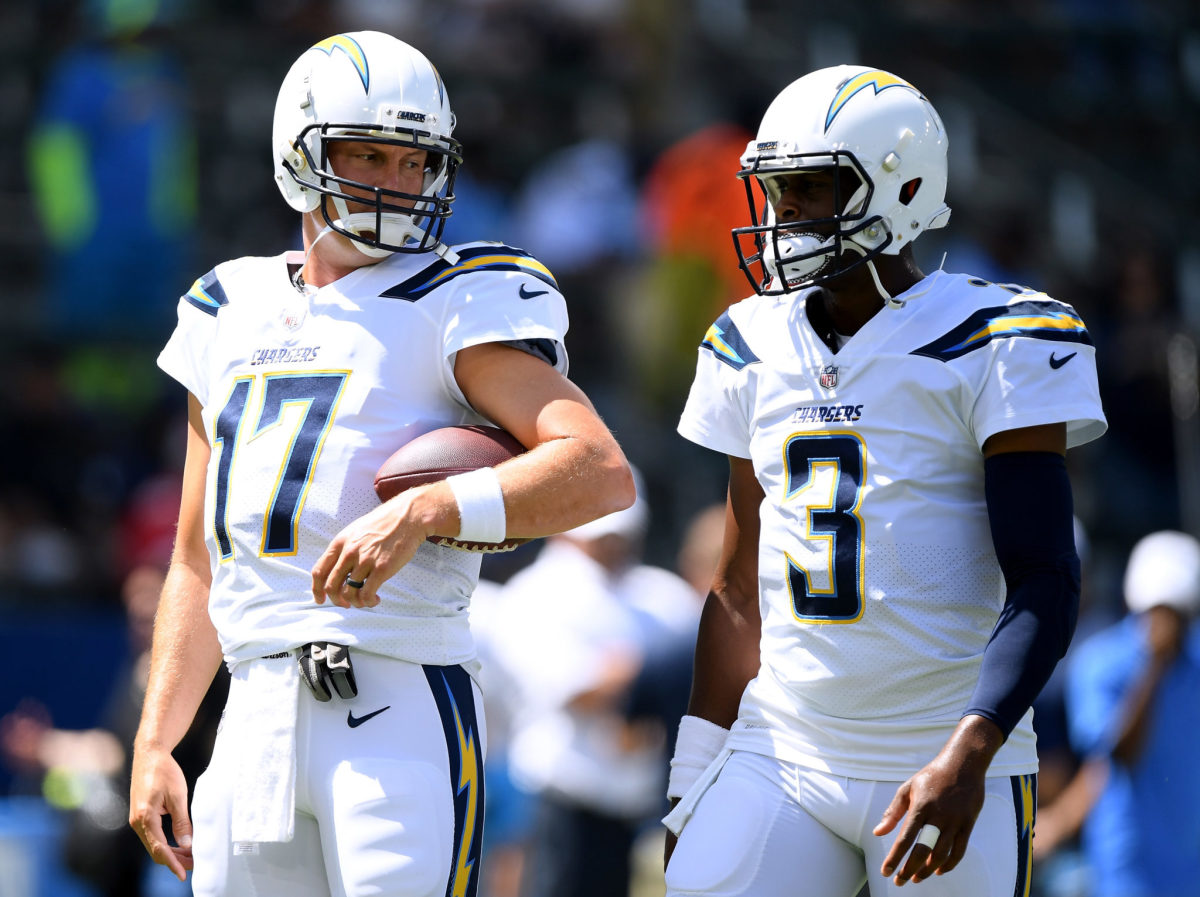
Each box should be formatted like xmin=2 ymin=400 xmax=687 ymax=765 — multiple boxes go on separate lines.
xmin=159 ymin=241 xmax=569 ymax=667
xmin=678 ymin=271 xmax=1106 ymax=779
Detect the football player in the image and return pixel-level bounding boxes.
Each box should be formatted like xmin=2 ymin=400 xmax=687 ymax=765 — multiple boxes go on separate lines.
xmin=663 ymin=66 xmax=1106 ymax=896
xmin=127 ymin=31 xmax=634 ymax=897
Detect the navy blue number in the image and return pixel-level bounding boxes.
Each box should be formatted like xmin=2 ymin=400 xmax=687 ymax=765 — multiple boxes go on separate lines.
xmin=210 ymin=373 xmax=348 ymax=559
xmin=212 ymin=378 xmax=253 ymax=559
xmin=783 ymin=433 xmax=865 ymax=622
xmin=255 ymin=373 xmax=347 ymax=555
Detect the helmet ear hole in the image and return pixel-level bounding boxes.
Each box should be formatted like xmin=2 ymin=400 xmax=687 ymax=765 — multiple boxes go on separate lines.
xmin=900 ymin=178 xmax=922 ymax=205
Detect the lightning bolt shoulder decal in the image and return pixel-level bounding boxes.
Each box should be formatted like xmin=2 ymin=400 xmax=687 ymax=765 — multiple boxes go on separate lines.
xmin=701 ymin=310 xmax=760 ymax=371
xmin=911 ymin=299 xmax=1093 ymax=362
xmin=184 ymin=269 xmax=229 ymax=317
xmin=380 ymin=244 xmax=558 ymax=302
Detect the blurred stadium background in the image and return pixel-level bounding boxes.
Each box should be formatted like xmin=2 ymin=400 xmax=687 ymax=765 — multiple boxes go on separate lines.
xmin=0 ymin=0 xmax=1196 ymax=895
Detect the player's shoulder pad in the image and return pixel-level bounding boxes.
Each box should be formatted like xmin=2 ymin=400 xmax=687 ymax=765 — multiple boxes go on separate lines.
xmin=182 ymin=266 xmax=229 ymax=317
xmin=910 ymin=274 xmax=1092 ymax=363
xmin=700 ymin=302 xmax=761 ymax=371
xmin=180 ymin=255 xmax=276 ymax=317
xmin=380 ymin=241 xmax=559 ymax=303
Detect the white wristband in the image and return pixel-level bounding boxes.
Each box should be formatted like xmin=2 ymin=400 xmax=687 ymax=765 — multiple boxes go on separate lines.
xmin=446 ymin=467 xmax=507 ymax=544
xmin=666 ymin=715 xmax=730 ymax=800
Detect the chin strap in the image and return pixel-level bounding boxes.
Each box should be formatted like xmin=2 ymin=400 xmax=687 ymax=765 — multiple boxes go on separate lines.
xmin=293 ymin=226 xmax=336 ymax=293
xmin=433 ymin=240 xmax=460 ymax=265
xmin=842 ymin=239 xmax=905 ymax=310
xmin=867 ymin=258 xmax=907 ymax=309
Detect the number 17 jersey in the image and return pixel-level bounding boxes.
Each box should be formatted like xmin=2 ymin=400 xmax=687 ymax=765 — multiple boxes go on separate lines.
xmin=678 ymin=271 xmax=1106 ymax=780
xmin=158 ymin=242 xmax=569 ymax=668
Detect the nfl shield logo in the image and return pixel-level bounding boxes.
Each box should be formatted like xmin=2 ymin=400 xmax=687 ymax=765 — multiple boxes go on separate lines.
xmin=280 ymin=305 xmax=306 ymax=331
xmin=819 ymin=365 xmax=838 ymax=389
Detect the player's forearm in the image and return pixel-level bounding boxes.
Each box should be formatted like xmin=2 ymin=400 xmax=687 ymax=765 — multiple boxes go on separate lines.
xmin=402 ymin=428 xmax=634 ymax=542
xmin=134 ymin=561 xmax=223 ymax=753
xmin=687 ymin=585 xmax=761 ymax=728
xmin=942 ymin=714 xmax=1005 ymax=778
xmin=686 ymin=457 xmax=763 ymax=728
xmin=493 ymin=428 xmax=634 ymax=536
xmin=451 ymin=341 xmax=636 ymax=537
xmin=967 ymin=450 xmax=1080 ymax=737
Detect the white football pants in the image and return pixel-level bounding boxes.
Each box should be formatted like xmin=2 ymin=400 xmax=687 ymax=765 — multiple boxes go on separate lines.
xmin=190 ymin=651 xmax=486 ymax=897
xmin=665 ymin=750 xmax=1034 ymax=897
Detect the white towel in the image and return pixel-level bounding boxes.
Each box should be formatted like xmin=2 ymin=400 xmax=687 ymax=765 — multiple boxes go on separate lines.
xmin=229 ymin=655 xmax=300 ymax=844
xmin=661 ymin=747 xmax=733 ymax=836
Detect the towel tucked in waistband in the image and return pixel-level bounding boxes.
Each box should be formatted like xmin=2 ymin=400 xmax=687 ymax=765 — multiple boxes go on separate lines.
xmin=661 ymin=747 xmax=733 ymax=836
xmin=229 ymin=653 xmax=300 ymax=845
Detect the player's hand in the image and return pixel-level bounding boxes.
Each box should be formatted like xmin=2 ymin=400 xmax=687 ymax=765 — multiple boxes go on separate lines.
xmin=129 ymin=745 xmax=193 ymax=882
xmin=873 ymin=716 xmax=1001 ymax=886
xmin=873 ymin=759 xmax=985 ymax=885
xmin=1144 ymin=605 xmax=1187 ymax=665
xmin=310 ymin=488 xmax=438 ymax=608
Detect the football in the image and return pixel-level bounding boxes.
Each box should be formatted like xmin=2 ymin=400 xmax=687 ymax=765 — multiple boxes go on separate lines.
xmin=374 ymin=425 xmax=529 ymax=552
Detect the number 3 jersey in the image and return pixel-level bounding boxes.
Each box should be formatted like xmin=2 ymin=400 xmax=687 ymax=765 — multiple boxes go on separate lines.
xmin=678 ymin=271 xmax=1107 ymax=779
xmin=158 ymin=241 xmax=569 ymax=668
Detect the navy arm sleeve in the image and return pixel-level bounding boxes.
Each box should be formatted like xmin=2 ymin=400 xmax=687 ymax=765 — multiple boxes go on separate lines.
xmin=963 ymin=451 xmax=1081 ymax=739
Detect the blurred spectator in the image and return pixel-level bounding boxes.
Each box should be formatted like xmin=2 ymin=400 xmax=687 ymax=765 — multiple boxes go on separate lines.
xmin=625 ymin=501 xmax=726 ymax=759
xmin=1090 ymin=243 xmax=1184 ymax=541
xmin=936 ymin=205 xmax=1041 ymax=288
xmin=639 ymin=123 xmax=755 ymax=305
xmin=0 ymin=347 xmax=101 ymax=595
xmin=510 ymin=138 xmax=639 ymax=276
xmin=674 ymin=501 xmax=726 ymax=598
xmin=489 ymin=478 xmax=699 ymax=897
xmin=0 ymin=564 xmax=229 ymax=897
xmin=1064 ymin=530 xmax=1200 ymax=897
xmin=630 ymin=123 xmax=753 ymax=411
xmin=26 ymin=0 xmax=197 ymax=343
xmin=471 ymin=502 xmax=721 ymax=897
xmin=509 ymin=137 xmax=641 ymax=392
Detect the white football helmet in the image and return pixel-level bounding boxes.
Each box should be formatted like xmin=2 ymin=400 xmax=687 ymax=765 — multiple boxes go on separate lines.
xmin=272 ymin=32 xmax=461 ymax=257
xmin=734 ymin=65 xmax=951 ymax=296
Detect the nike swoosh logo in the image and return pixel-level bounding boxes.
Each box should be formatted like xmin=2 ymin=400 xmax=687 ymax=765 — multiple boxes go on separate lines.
xmin=1049 ymin=351 xmax=1077 ymax=370
xmin=347 ymin=706 xmax=391 ymax=728
xmin=518 ymin=283 xmax=548 ymax=299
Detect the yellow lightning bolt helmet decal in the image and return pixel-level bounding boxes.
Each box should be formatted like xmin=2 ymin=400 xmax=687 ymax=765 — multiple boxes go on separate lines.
xmin=313 ymin=35 xmax=369 ymax=93
xmin=450 ymin=698 xmax=479 ymax=897
xmin=826 ymin=70 xmax=918 ymax=132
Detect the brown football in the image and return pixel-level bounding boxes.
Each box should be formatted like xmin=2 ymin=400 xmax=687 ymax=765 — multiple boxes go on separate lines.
xmin=374 ymin=425 xmax=529 ymax=552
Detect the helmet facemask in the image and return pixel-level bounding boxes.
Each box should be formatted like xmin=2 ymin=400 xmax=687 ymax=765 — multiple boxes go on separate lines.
xmin=733 ymin=150 xmax=890 ymax=296
xmin=286 ymin=124 xmax=462 ymax=257
xmin=272 ymin=32 xmax=464 ymax=259
xmin=730 ymin=66 xmax=952 ymax=301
